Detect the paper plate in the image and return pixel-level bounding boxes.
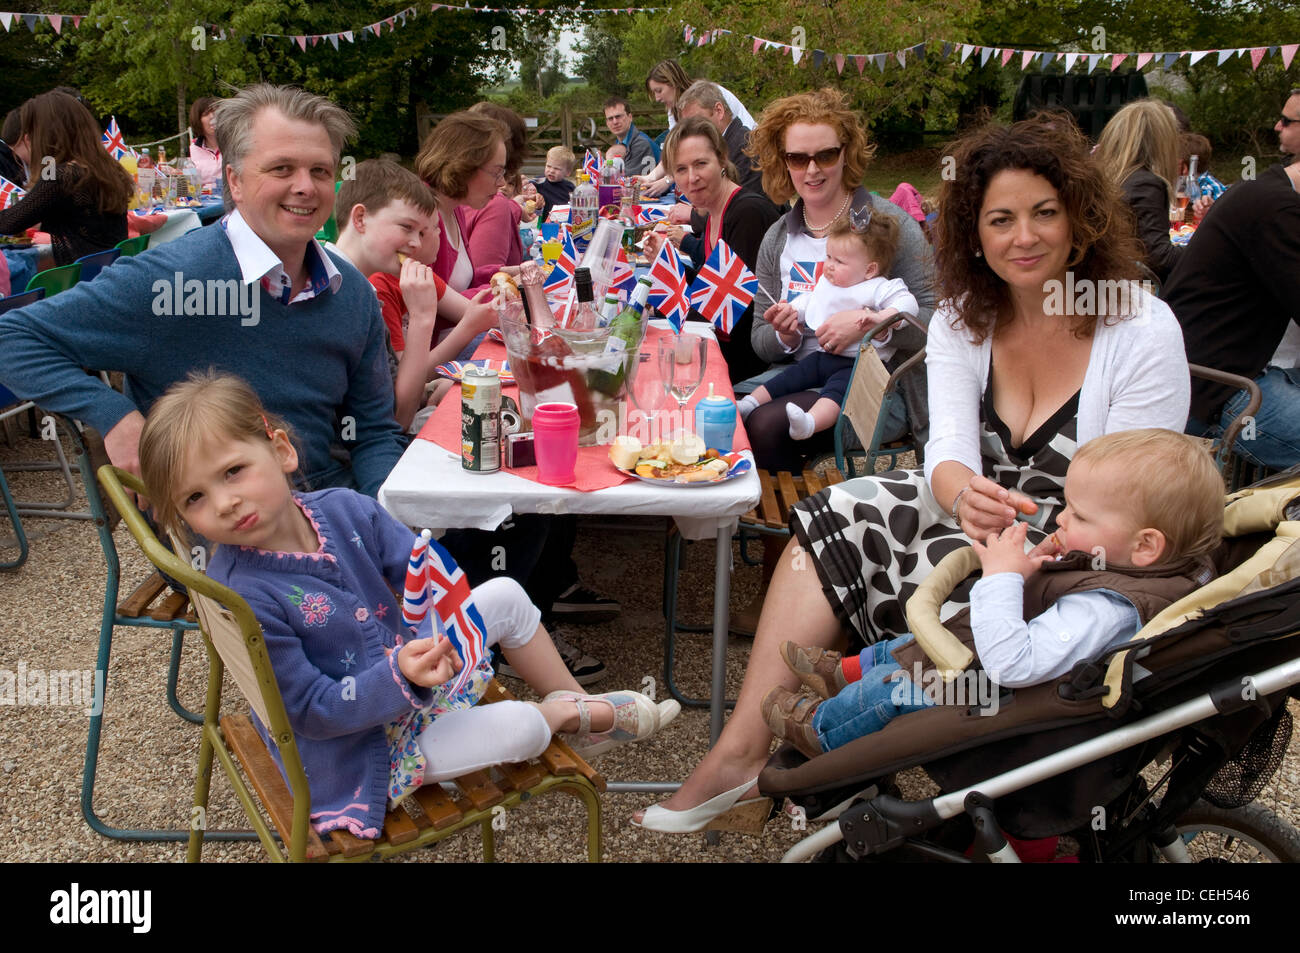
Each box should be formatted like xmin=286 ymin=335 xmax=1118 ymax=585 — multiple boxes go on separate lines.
xmin=616 ymin=453 xmax=751 ymax=487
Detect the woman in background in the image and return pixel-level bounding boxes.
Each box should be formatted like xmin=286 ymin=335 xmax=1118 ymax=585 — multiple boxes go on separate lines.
xmin=0 ymin=91 xmax=133 ymax=265
xmin=188 ymin=96 xmax=223 ymax=187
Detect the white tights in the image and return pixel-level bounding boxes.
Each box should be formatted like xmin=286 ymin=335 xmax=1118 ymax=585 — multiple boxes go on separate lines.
xmin=415 ymin=577 xmax=552 ymax=782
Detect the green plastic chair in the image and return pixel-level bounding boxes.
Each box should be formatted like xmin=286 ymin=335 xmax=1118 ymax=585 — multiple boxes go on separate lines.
xmin=25 ymin=261 xmax=82 ymax=297
xmin=114 ymin=234 xmax=150 ymax=257
xmin=97 ymin=465 xmax=606 ymax=863
xmin=314 ymin=180 xmax=343 ymax=245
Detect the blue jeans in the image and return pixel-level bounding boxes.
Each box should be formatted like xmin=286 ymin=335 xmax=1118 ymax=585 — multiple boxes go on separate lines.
xmin=1189 ymin=365 xmax=1300 ymax=470
xmin=812 ymin=635 xmax=934 ymax=751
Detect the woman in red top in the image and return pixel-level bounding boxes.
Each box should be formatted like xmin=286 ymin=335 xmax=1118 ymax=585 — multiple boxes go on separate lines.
xmin=646 ymin=116 xmax=781 ymax=383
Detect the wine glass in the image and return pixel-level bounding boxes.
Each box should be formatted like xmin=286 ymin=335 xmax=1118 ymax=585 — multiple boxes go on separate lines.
xmin=628 ymin=347 xmax=670 ymax=445
xmin=663 ymin=334 xmax=707 ymax=430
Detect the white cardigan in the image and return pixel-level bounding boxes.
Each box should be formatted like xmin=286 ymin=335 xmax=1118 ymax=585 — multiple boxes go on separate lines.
xmin=922 ymin=289 xmax=1191 ymax=486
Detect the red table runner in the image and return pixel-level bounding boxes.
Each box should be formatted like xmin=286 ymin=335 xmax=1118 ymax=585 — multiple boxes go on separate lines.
xmin=415 ymin=324 xmax=749 ymax=491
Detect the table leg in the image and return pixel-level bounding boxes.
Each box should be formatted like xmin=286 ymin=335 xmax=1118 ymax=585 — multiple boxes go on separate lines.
xmin=711 ymin=523 xmax=730 ymax=744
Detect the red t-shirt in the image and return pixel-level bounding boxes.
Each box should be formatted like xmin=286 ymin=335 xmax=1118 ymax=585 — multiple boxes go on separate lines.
xmin=369 ymin=271 xmax=448 ymax=352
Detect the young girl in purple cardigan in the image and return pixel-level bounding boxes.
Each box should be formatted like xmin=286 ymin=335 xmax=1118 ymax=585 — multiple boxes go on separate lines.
xmin=140 ymin=371 xmax=676 ymax=839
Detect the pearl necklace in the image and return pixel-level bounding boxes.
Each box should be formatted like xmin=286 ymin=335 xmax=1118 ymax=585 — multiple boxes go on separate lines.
xmin=802 ymin=191 xmax=854 ymax=233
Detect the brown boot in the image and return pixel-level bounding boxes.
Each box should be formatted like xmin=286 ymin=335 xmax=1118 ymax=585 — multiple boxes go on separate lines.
xmin=761 ymin=686 xmax=824 ymax=760
xmin=779 ymin=641 xmax=849 ymax=699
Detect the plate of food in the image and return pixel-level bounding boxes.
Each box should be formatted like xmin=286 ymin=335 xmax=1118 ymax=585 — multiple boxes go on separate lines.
xmin=608 ymin=435 xmax=750 ymax=486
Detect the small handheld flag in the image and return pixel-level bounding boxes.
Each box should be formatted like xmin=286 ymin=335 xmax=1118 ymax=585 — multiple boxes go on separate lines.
xmin=543 ymin=228 xmax=579 ymax=298
xmin=0 ymin=175 xmax=26 ymax=210
xmin=401 ymin=529 xmax=491 ymax=701
xmin=647 ymin=239 xmax=690 ymax=332
xmin=102 ymin=116 xmax=131 ymax=160
xmin=687 ymin=239 xmax=757 ymax=334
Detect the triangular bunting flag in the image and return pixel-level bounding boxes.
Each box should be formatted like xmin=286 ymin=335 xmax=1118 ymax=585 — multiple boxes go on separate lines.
xmin=791 ymin=46 xmax=803 ymax=65
xmin=343 ymin=30 xmax=354 ymax=43
xmin=979 ymin=46 xmax=994 ymax=66
xmin=855 ymin=55 xmax=867 ymax=74
xmin=1064 ymin=52 xmax=1080 ymax=71
xmin=835 ymin=53 xmax=845 ymax=74
xmin=1136 ymin=52 xmax=1154 ymax=70
xmin=960 ymin=44 xmax=974 ymax=63
xmin=897 ymin=50 xmax=908 ymax=68
xmin=1189 ymin=50 xmax=1211 ymax=66
xmin=1216 ymin=50 xmax=1234 ymax=66
xmin=875 ymin=53 xmax=888 ymax=72
xmin=72 ymin=14 xmax=82 ymax=28
xmin=1000 ymin=48 xmax=1014 ymax=66
xmin=1283 ymin=44 xmax=1298 ymax=69
xmin=1111 ymin=53 xmax=1127 ymax=70
xmin=684 ymin=25 xmax=693 ymax=44
xmin=941 ymin=42 xmax=953 ymax=58
xmin=1021 ymin=50 xmax=1035 ymax=70
xmin=1 ymin=12 xmax=13 ymax=31
xmin=48 ymin=14 xmax=61 ymax=34
xmin=753 ymin=36 xmax=762 ymax=54
xmin=1163 ymin=53 xmax=1180 ymax=69
xmin=294 ymin=35 xmax=306 ymax=50
xmin=329 ymin=34 xmax=339 ymax=49
xmin=913 ymin=43 xmax=926 ymax=59
xmin=812 ymin=49 xmax=825 ymax=69
xmin=1087 ymin=53 xmax=1103 ymax=73
xmin=22 ymin=13 xmax=39 ymax=31
xmin=1251 ymin=47 xmax=1267 ymax=69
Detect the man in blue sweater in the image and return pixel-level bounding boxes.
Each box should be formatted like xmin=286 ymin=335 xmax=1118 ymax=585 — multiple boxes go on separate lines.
xmin=0 ymin=84 xmax=405 ymax=497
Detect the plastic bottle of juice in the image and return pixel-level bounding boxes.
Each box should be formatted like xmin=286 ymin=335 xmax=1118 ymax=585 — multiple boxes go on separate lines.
xmin=571 ymin=173 xmax=598 ymax=241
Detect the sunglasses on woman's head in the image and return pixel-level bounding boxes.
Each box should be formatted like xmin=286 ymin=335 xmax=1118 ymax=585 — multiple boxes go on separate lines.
xmin=783 ymin=145 xmax=844 ymax=170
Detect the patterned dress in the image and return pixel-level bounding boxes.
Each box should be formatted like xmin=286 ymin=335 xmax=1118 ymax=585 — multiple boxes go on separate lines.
xmin=791 ymin=362 xmax=1079 ymax=645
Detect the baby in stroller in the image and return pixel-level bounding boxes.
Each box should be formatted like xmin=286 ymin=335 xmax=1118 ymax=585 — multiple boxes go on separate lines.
xmin=763 ymin=429 xmax=1225 ymax=758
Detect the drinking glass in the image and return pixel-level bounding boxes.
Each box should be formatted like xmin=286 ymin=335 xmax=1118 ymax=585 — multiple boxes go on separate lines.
xmin=665 ymin=334 xmax=707 ymax=414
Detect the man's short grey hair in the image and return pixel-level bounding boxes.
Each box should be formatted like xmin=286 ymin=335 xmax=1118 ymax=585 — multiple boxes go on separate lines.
xmin=214 ymin=84 xmax=356 ymax=177
xmin=677 ymin=81 xmax=732 ymax=121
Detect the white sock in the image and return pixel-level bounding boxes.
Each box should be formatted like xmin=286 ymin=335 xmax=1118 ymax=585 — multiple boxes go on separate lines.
xmin=786 ymin=403 xmax=816 ymax=440
xmin=736 ymin=394 xmax=760 ymax=420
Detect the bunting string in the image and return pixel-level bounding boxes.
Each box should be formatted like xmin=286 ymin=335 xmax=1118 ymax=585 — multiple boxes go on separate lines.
xmin=684 ymin=25 xmax=1300 ymax=75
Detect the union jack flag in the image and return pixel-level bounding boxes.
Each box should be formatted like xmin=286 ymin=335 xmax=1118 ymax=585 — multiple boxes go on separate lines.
xmin=647 ymin=239 xmax=690 ymax=332
xmin=611 ymin=246 xmax=637 ymax=297
xmin=632 ymin=204 xmax=669 ymax=226
xmin=0 ymin=175 xmax=26 ymax=210
xmin=687 ymin=239 xmax=757 ymax=334
xmin=543 ymin=228 xmax=579 ymax=297
xmin=786 ymin=260 xmax=825 ymax=299
xmin=582 ymin=148 xmax=602 ymax=184
xmin=402 ymin=529 xmax=491 ymax=702
xmin=101 ymin=116 xmax=131 ymax=160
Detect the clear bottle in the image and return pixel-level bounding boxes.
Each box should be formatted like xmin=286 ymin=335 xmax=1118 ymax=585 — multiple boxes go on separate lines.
xmin=571 ymin=173 xmax=598 ymax=240
xmin=157 ymin=144 xmax=167 ymax=167
xmin=599 ymin=291 xmax=621 ymax=327
xmin=136 ymin=147 xmax=153 ymax=169
xmin=1186 ymin=155 xmax=1202 ymax=218
xmin=181 ymin=157 xmax=200 ymax=202
xmin=568 ymin=267 xmax=600 ymax=331
xmin=135 ymin=148 xmax=155 ymax=206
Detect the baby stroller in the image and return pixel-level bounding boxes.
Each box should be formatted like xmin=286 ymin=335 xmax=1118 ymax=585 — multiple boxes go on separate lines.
xmin=763 ymin=478 xmax=1300 ymax=863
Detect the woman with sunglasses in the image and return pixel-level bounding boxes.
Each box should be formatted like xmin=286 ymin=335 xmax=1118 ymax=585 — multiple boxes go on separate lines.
xmin=632 ymin=113 xmax=1190 ymax=835
xmin=745 ymin=88 xmax=935 ymax=474
xmin=415 ymin=111 xmax=508 ymax=293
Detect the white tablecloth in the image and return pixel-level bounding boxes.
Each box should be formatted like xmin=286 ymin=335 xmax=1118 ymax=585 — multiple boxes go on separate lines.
xmin=379 ymin=321 xmax=759 ymax=538
xmin=379 ymin=438 xmax=759 ymax=540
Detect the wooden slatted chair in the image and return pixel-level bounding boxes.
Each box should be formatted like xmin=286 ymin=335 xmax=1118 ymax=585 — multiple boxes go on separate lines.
xmin=96 ymin=465 xmax=604 ymax=862
xmin=80 ymin=440 xmax=225 ymax=842
xmin=662 ymin=316 xmax=926 ymax=707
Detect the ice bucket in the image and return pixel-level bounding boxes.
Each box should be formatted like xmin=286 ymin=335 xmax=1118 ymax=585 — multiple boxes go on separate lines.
xmin=496 ymin=300 xmax=635 ymax=446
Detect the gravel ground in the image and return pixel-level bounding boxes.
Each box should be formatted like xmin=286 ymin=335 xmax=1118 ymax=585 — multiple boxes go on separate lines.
xmin=2 ymin=430 xmax=1297 ymax=863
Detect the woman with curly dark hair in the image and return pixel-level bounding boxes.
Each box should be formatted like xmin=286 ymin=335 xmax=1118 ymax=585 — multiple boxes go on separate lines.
xmin=0 ymin=91 xmax=134 ymax=265
xmin=633 ymin=113 xmax=1192 ymax=835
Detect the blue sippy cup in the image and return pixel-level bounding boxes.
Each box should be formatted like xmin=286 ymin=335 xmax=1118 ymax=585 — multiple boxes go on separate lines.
xmin=695 ymin=383 xmax=737 ymax=454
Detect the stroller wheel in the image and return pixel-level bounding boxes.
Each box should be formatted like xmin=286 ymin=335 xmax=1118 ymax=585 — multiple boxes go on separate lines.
xmin=1166 ymin=800 xmax=1300 ymax=863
